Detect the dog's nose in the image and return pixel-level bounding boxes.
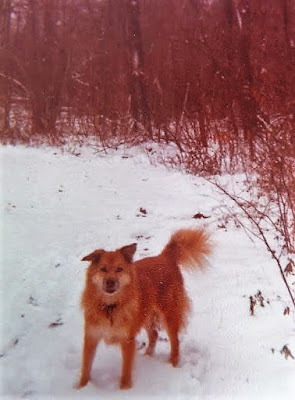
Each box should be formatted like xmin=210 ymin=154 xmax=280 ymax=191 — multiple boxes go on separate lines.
xmin=106 ymin=279 xmax=116 ymax=288
xmin=104 ymin=278 xmax=117 ymax=294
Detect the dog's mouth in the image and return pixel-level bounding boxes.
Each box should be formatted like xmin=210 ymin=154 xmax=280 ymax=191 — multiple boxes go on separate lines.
xmin=105 ymin=287 xmax=117 ymax=294
xmin=103 ymin=279 xmax=119 ymax=295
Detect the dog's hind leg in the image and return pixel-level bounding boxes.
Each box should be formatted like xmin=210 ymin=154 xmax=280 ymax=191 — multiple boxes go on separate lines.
xmin=161 ymin=311 xmax=181 ymax=367
xmin=163 ymin=287 xmax=190 ymax=367
xmin=78 ymin=329 xmax=100 ymax=388
xmin=145 ymin=323 xmax=159 ymax=356
xmin=167 ymin=323 xmax=180 ymax=367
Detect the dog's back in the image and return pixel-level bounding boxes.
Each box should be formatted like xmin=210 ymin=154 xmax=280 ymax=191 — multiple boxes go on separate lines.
xmin=135 ymin=227 xmax=211 ymax=318
xmin=134 ymin=254 xmax=190 ymax=331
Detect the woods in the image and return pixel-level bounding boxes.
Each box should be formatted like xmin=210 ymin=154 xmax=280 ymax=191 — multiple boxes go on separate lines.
xmin=0 ymin=0 xmax=294 ymax=143
xmin=1 ymin=0 xmax=294 ymax=254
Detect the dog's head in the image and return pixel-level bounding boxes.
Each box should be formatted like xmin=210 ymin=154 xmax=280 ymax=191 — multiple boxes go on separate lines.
xmin=82 ymin=243 xmax=137 ymax=296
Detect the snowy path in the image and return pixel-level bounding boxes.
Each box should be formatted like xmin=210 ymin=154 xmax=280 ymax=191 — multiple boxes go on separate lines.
xmin=0 ymin=145 xmax=294 ymax=399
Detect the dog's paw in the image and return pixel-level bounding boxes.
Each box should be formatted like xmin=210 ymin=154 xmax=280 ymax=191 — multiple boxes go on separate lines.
xmin=120 ymin=378 xmax=132 ymax=390
xmin=76 ymin=377 xmax=89 ymax=389
xmin=144 ymin=347 xmax=155 ymax=357
xmin=169 ymin=355 xmax=179 ymax=368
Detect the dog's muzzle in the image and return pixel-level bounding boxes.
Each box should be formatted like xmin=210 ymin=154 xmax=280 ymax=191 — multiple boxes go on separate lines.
xmin=103 ymin=278 xmax=119 ymax=294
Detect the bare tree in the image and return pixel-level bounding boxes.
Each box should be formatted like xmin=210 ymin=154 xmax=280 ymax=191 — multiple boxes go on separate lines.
xmin=0 ymin=0 xmax=12 ymax=131
xmin=126 ymin=0 xmax=151 ymax=135
xmin=26 ymin=0 xmax=68 ymax=133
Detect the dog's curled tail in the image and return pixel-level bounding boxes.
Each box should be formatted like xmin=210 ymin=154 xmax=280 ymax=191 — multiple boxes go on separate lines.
xmin=161 ymin=228 xmax=212 ymax=269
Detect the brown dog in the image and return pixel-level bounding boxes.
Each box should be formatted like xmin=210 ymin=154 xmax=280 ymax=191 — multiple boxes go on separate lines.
xmin=78 ymin=228 xmax=211 ymax=390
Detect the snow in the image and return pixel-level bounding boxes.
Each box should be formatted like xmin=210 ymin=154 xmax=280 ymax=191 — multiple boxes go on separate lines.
xmin=0 ymin=144 xmax=295 ymax=399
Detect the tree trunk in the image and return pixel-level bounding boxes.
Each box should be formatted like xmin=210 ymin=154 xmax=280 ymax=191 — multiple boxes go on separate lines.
xmin=1 ymin=0 xmax=12 ymax=131
xmin=126 ymin=0 xmax=152 ymax=136
xmin=27 ymin=0 xmax=67 ymax=135
xmin=235 ymin=0 xmax=266 ymax=154
xmin=281 ymin=0 xmax=293 ymax=62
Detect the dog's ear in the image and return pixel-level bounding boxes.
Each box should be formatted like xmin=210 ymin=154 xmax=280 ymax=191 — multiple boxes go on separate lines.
xmin=120 ymin=243 xmax=137 ymax=264
xmin=81 ymin=249 xmax=104 ymax=263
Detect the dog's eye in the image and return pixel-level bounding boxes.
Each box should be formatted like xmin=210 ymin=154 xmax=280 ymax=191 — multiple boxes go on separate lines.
xmin=116 ymin=266 xmax=123 ymax=273
xmin=100 ymin=266 xmax=108 ymax=273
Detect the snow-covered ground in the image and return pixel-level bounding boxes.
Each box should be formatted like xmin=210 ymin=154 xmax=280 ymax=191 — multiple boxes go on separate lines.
xmin=1 ymin=144 xmax=294 ymax=399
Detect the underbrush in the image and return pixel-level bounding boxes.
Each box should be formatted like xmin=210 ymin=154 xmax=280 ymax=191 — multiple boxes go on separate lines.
xmin=2 ymin=110 xmax=294 ymax=308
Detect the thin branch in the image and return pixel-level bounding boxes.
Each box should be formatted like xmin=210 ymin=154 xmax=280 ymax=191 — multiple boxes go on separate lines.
xmin=210 ymin=179 xmax=295 ymax=310
xmin=0 ymin=71 xmax=29 ymax=96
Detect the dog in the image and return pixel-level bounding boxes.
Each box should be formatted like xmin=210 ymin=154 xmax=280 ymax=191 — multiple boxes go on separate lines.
xmin=78 ymin=228 xmax=211 ymax=390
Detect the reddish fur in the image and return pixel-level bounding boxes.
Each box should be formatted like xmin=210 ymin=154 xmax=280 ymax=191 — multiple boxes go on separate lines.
xmin=78 ymin=228 xmax=211 ymax=390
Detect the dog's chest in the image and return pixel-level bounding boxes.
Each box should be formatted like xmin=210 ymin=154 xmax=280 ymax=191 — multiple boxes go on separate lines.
xmin=89 ymin=302 xmax=138 ymax=344
xmin=90 ymin=323 xmax=127 ymax=344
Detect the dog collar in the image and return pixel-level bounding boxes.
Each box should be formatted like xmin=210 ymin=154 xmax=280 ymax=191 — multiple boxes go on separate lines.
xmin=101 ymin=303 xmax=117 ymax=324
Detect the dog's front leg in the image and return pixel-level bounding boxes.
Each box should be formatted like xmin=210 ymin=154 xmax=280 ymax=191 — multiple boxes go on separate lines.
xmin=78 ymin=329 xmax=100 ymax=388
xmin=120 ymin=337 xmax=136 ymax=390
